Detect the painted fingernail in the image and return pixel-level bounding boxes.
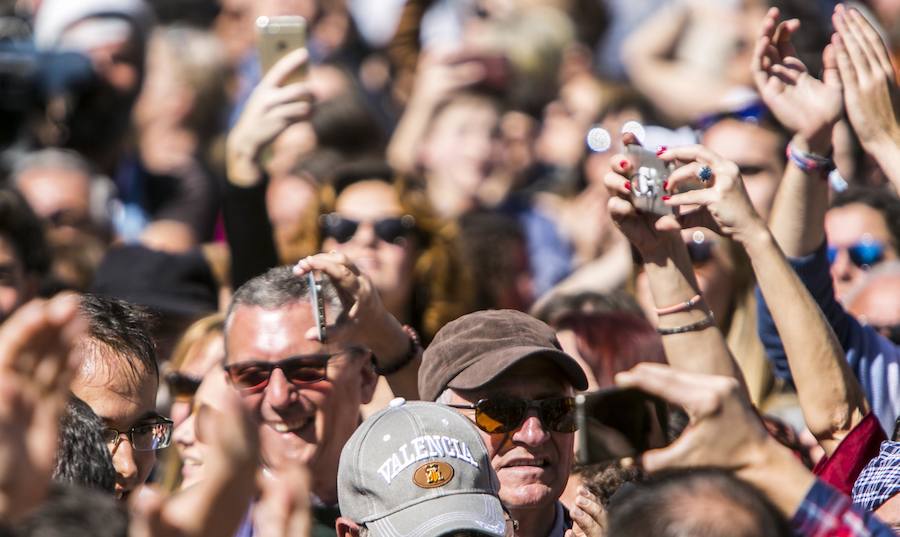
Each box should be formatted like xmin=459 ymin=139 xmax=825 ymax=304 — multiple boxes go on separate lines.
xmin=624 ymin=181 xmax=632 ymax=191
xmin=656 ymin=146 xmax=667 ymax=156
xmin=619 ymin=159 xmax=630 ymax=169
xmin=663 ymin=180 xmax=669 ymax=190
xmin=662 ymin=195 xmax=671 ymax=201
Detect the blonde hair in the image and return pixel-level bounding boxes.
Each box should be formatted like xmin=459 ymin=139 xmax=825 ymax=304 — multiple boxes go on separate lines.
xmin=168 ymin=312 xmax=225 ymax=369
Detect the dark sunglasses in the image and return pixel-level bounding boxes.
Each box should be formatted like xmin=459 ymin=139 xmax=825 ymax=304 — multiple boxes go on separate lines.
xmin=320 ymin=213 xmax=416 ymax=245
xmin=826 ymin=240 xmax=885 ymax=269
xmin=448 ymin=396 xmax=578 ymax=434
xmin=695 ymin=100 xmax=769 ymax=132
xmin=103 ymin=418 xmax=174 ymax=452
xmin=223 ymin=351 xmax=356 ymax=395
xmin=165 ymin=371 xmax=202 ymax=401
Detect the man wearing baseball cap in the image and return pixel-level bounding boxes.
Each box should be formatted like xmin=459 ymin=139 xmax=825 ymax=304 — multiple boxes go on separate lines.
xmin=336 ymin=399 xmax=509 ymax=537
xmin=418 ymin=310 xmax=589 ymax=537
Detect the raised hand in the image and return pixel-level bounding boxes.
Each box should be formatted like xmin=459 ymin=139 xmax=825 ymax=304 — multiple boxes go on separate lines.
xmin=659 ymin=145 xmax=766 ymax=244
xmin=752 ymin=7 xmax=843 ymax=146
xmin=832 ymin=5 xmax=900 ymax=155
xmin=226 ymin=48 xmax=313 ymax=186
xmin=0 ymin=294 xmax=84 ymax=522
xmin=567 ymin=486 xmax=606 ymax=537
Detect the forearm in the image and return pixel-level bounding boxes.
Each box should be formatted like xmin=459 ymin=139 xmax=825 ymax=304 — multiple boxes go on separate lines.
xmin=767 ymin=135 xmax=830 ymax=257
xmin=642 ymin=236 xmax=744 ymax=381
xmin=387 ymin=96 xmax=437 ymax=174
xmin=737 ymin=437 xmax=817 ymax=520
xmin=867 ymin=133 xmax=900 ymax=193
xmin=743 ymin=224 xmax=867 ymax=454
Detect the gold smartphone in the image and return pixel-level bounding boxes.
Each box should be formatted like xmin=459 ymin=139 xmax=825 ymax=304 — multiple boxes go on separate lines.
xmin=256 ymin=15 xmax=307 ymax=85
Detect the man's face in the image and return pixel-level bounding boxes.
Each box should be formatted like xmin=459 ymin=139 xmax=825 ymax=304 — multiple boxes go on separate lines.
xmin=825 ymin=203 xmax=898 ymax=300
xmin=448 ymin=359 xmax=574 ymax=513
xmin=16 ymin=166 xmax=93 ymax=240
xmin=847 ymin=274 xmax=900 ymax=341
xmin=702 ymin=119 xmax=785 ymax=220
xmin=0 ymin=233 xmax=32 ymax=324
xmin=70 ymin=343 xmax=158 ymax=500
xmin=224 ymin=303 xmax=375 ymax=484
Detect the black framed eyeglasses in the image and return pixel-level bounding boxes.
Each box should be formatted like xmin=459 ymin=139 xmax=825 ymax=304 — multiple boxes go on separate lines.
xmin=223 ymin=350 xmax=361 ymax=395
xmin=103 ymin=419 xmax=174 ymax=452
xmin=320 ymin=213 xmax=416 ymax=245
xmin=447 ymin=396 xmax=578 ymax=434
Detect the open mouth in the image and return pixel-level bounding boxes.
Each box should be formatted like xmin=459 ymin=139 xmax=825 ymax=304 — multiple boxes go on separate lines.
xmin=266 ymin=415 xmax=314 ymax=434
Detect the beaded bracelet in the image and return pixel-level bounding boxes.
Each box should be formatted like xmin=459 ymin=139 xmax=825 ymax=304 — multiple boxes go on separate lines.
xmin=372 ymin=324 xmax=422 ymax=376
xmin=655 ymin=294 xmax=702 ymax=316
xmin=656 ymin=316 xmax=715 ymax=336
xmin=786 ymin=142 xmax=834 ymax=176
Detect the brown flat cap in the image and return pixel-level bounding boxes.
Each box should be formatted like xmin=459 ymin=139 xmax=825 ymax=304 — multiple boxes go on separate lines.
xmin=419 ymin=309 xmax=589 ymax=402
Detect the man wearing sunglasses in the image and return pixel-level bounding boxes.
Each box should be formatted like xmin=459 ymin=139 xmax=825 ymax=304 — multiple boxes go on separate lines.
xmin=223 ymin=261 xmax=417 ymax=537
xmin=419 ymin=310 xmax=589 ymax=537
xmin=70 ymin=295 xmax=172 ymax=500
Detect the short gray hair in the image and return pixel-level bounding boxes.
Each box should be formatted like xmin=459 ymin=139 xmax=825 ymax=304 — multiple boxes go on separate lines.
xmin=225 ymin=266 xmax=342 ymax=333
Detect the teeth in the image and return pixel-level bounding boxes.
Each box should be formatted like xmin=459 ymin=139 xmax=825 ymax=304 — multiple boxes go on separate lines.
xmin=270 ymin=418 xmax=310 ymax=433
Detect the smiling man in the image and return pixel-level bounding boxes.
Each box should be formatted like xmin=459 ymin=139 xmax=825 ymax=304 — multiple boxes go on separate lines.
xmin=223 ymin=265 xmax=383 ymax=537
xmin=419 ymin=310 xmax=589 ymax=537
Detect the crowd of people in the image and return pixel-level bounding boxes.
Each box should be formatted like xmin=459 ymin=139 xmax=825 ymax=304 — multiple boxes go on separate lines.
xmin=0 ymin=0 xmax=898 ymax=535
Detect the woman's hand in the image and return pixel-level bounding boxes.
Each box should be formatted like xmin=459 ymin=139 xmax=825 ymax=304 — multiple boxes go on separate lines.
xmin=832 ymin=5 xmax=900 ymax=155
xmin=751 ymin=7 xmax=842 ymax=149
xmin=603 ymin=135 xmax=684 ymax=260
xmin=660 ymin=145 xmax=767 ymax=245
xmin=226 ymin=48 xmax=313 ymax=187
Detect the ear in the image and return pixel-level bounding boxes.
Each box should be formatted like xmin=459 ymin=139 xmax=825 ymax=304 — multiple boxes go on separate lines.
xmin=335 ymin=516 xmax=360 ymax=537
xmin=358 ymin=353 xmax=379 ymax=405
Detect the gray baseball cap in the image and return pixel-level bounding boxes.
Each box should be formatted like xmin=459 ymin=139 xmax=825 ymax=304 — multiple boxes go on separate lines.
xmin=338 ymin=399 xmax=507 ymax=537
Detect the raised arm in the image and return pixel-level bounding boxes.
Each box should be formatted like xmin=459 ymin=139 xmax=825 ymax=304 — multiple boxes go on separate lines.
xmin=662 ymin=143 xmax=867 ymax=456
xmin=833 ymin=5 xmax=900 ymax=192
xmin=603 ymin=138 xmax=744 ymax=383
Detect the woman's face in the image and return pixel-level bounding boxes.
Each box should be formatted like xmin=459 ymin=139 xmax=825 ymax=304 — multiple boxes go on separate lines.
xmin=172 ymin=369 xmax=231 ymax=490
xmin=321 ymin=181 xmax=418 ymax=317
xmin=170 ymin=332 xmax=225 ymax=428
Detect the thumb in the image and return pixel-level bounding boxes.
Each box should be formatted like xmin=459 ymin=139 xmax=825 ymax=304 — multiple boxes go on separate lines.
xmin=128 ymin=486 xmax=167 ymax=537
xmin=822 ymin=43 xmax=842 ymax=90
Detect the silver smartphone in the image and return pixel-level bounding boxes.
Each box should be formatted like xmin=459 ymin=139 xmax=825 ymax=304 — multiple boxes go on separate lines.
xmin=308 ymin=272 xmax=326 ymax=342
xmin=256 ymin=15 xmax=307 ymax=85
xmin=627 ymin=144 xmax=672 ymax=217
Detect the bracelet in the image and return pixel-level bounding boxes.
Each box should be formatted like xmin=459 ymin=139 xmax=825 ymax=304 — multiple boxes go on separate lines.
xmin=656 ymin=316 xmax=715 ymax=336
xmin=372 ymin=325 xmax=422 ymax=376
xmin=655 ymin=294 xmax=702 ymax=316
xmin=786 ymin=142 xmax=834 ymax=176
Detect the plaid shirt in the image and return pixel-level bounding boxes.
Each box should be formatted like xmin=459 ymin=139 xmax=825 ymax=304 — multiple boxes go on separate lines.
xmin=793 ymin=480 xmax=896 ymax=537
xmin=853 ymin=441 xmax=900 ymax=512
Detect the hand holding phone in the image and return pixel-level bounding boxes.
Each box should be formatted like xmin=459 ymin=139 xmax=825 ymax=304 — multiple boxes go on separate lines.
xmin=307 ymin=272 xmax=326 ymax=342
xmin=626 ymin=144 xmax=673 ymax=217
xmin=256 ymin=15 xmax=308 ymax=85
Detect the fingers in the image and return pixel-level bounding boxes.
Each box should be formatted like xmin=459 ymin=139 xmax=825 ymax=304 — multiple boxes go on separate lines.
xmin=261 ymin=47 xmax=309 ymax=88
xmin=822 ymin=43 xmax=843 ymax=91
xmin=772 ymin=18 xmax=800 ymax=60
xmin=294 ymin=252 xmax=362 ymax=296
xmin=615 ymin=363 xmax=711 ymax=410
xmin=834 ymin=6 xmax=873 ymax=76
xmin=848 ymin=8 xmax=895 ymax=77
xmin=571 ymin=487 xmax=606 ymax=537
xmin=664 ymin=188 xmax=715 ymax=209
xmin=833 ymin=33 xmax=858 ymax=90
xmin=664 ymin=162 xmax=708 ymax=193
xmin=657 ymin=145 xmax=721 ymax=168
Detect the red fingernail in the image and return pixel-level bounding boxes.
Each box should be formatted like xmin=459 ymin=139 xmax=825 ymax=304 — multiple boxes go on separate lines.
xmin=656 ymin=146 xmax=667 ymax=156
xmin=663 ymin=180 xmax=669 ymax=190
xmin=619 ymin=159 xmax=630 ymax=169
xmin=624 ymin=181 xmax=632 ymax=191
xmin=662 ymin=195 xmax=671 ymax=201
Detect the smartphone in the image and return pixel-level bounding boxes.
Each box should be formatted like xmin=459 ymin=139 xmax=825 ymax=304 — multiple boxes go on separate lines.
xmin=256 ymin=15 xmax=307 ymax=85
xmin=575 ymin=387 xmax=669 ymax=465
xmin=448 ymin=51 xmax=511 ymax=92
xmin=626 ymin=144 xmax=672 ymax=217
xmin=307 ymin=272 xmax=326 ymax=342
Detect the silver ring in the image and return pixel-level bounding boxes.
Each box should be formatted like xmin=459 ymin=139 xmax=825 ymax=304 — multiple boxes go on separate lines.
xmin=698 ymin=166 xmax=713 ymax=183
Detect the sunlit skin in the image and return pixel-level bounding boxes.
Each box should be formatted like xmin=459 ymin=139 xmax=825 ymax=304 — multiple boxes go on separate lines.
xmin=224 ymin=302 xmax=377 ymax=503
xmin=825 ymin=203 xmax=898 ymax=301
xmin=70 ymin=343 xmax=158 ymax=500
xmin=702 ymin=119 xmax=785 ymax=220
xmin=170 ymin=332 xmax=225 ymax=428
xmin=875 ymin=493 xmax=900 ymax=533
xmin=448 ymin=359 xmax=574 ymax=537
xmin=847 ymin=274 xmax=900 ymax=332
xmin=321 ymin=181 xmax=417 ymax=321
xmin=173 ymin=369 xmax=232 ymax=490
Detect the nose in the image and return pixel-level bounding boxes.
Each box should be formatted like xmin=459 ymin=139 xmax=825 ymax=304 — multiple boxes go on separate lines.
xmin=111 ymin=437 xmax=140 ymax=490
xmin=830 ymin=248 xmax=854 ymax=281
xmin=173 ymin=413 xmax=196 ymax=449
xmin=511 ymin=411 xmax=551 ymax=447
xmin=350 ymin=221 xmax=378 ymax=247
xmin=264 ymin=367 xmax=293 ymax=410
